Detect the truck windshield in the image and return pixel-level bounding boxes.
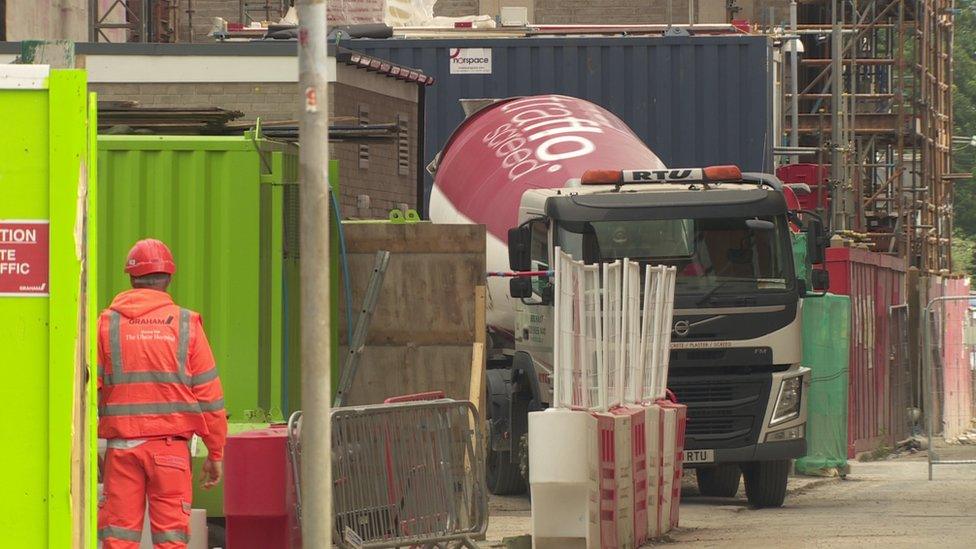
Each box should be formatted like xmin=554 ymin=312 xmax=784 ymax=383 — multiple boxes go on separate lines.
xmin=557 ymin=216 xmax=793 ymax=296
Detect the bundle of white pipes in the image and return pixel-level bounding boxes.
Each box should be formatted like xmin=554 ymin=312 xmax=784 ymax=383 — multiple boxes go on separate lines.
xmin=530 ymin=250 xmax=686 ymax=547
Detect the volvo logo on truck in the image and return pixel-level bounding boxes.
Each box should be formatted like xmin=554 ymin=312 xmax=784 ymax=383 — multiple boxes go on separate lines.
xmin=673 ymin=320 xmax=691 ymax=337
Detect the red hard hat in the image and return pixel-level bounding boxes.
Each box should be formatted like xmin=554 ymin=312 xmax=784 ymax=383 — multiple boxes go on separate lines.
xmin=125 ymin=239 xmax=176 ymax=276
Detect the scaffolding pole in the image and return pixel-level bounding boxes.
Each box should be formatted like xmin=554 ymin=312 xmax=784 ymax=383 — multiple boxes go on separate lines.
xmin=831 ymin=0 xmax=848 ymax=230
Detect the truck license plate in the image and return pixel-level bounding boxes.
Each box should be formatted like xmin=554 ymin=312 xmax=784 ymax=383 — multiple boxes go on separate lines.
xmin=683 ymin=449 xmax=715 ymax=464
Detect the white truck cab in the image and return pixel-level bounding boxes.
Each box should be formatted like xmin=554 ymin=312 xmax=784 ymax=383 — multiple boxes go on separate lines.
xmin=489 ymin=165 xmax=828 ymax=507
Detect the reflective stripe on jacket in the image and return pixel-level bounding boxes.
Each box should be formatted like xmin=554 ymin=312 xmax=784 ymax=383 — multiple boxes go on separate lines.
xmin=97 ymin=288 xmax=228 ymax=460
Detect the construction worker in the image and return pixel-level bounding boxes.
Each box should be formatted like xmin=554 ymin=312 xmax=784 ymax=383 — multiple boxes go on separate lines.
xmin=97 ymin=238 xmax=227 ymax=548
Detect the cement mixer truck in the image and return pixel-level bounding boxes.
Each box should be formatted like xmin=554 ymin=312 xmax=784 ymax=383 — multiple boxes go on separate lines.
xmin=428 ymin=95 xmax=829 ymax=508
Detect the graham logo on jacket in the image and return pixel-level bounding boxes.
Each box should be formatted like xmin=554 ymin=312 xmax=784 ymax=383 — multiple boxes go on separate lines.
xmin=129 ymin=315 xmax=175 ymax=325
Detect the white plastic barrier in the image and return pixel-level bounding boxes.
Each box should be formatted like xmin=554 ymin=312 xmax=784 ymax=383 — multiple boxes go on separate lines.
xmin=602 ymin=260 xmax=623 ymax=410
xmin=553 ymin=247 xmax=587 ymax=408
xmin=621 ymin=259 xmax=642 ymax=404
xmin=540 ymin=249 xmax=682 ymax=547
xmin=646 ymin=399 xmax=688 ymax=538
xmin=553 ymin=249 xmax=676 ymax=411
xmin=528 ymin=408 xmax=599 ymax=548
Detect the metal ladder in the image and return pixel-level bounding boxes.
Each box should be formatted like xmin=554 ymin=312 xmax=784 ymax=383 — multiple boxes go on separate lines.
xmin=334 ymin=250 xmax=391 ymax=407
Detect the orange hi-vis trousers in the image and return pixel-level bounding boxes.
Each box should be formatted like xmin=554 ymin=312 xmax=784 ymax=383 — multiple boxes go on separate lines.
xmin=98 ymin=438 xmax=193 ymax=548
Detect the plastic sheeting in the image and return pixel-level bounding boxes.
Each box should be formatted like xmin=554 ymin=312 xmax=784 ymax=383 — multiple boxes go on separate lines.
xmin=328 ymin=0 xmax=436 ymax=26
xmin=795 ymin=294 xmax=852 ymax=476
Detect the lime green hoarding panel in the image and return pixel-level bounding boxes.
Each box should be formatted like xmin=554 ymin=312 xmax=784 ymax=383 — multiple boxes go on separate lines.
xmin=87 ymin=91 xmax=100 ymax=548
xmin=795 ymin=294 xmax=851 ymax=476
xmin=0 ymin=69 xmax=91 ymax=547
xmin=97 ymin=136 xmax=299 ymax=422
xmin=281 ymin=159 xmax=339 ymax=413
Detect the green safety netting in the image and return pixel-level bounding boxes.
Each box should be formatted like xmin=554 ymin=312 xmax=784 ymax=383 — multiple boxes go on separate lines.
xmin=792 ymin=232 xmax=811 ymax=283
xmin=795 ymin=294 xmax=851 ymax=476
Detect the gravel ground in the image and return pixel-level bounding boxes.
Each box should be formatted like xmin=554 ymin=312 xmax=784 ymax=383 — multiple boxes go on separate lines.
xmin=484 ymin=457 xmax=976 ymax=548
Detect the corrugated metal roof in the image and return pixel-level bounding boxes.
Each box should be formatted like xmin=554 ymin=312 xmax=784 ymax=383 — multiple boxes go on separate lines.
xmin=344 ymin=35 xmax=774 ymax=212
xmin=336 ymin=45 xmax=435 ymax=85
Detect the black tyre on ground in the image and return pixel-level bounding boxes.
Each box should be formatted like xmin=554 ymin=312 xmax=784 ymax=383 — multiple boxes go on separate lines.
xmin=486 ymin=369 xmax=527 ymax=495
xmin=741 ymin=459 xmax=790 ymax=508
xmin=695 ymin=464 xmax=741 ymax=497
xmin=487 ymin=445 xmax=526 ymax=495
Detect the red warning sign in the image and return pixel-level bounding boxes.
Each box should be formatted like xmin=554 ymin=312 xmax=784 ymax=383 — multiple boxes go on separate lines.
xmin=0 ymin=220 xmax=49 ymax=297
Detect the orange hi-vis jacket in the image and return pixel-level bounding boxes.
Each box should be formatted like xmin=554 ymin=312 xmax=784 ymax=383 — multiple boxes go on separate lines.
xmin=97 ymin=289 xmax=228 ymax=460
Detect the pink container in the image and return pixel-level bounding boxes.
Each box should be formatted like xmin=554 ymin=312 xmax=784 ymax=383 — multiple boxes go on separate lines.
xmin=928 ymin=277 xmax=973 ymax=439
xmin=826 ymin=248 xmax=907 ymax=458
xmin=224 ymin=426 xmax=300 ymax=549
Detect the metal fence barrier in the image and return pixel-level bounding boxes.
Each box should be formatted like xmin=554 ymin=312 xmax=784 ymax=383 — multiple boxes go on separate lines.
xmin=289 ymin=398 xmax=489 ymax=547
xmin=924 ymin=294 xmax=976 ymax=479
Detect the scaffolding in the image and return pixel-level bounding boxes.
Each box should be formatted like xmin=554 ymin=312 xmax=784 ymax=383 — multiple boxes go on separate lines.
xmin=89 ymin=0 xmax=181 ymax=42
xmin=779 ymin=0 xmax=961 ymax=273
xmin=240 ymin=0 xmax=290 ymax=26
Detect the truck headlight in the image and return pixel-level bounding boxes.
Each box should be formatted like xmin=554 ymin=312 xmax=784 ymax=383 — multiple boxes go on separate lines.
xmin=770 ymin=376 xmax=802 ymax=425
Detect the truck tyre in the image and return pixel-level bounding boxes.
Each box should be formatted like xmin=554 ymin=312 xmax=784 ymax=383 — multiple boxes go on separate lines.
xmin=487 ymin=446 xmax=526 ymax=495
xmin=695 ymin=464 xmax=741 ymax=497
xmin=486 ymin=369 xmax=527 ymax=495
xmin=742 ymin=459 xmax=790 ymax=508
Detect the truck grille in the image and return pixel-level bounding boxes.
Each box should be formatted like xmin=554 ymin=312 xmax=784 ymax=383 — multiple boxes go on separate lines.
xmin=683 ymin=416 xmax=754 ymax=439
xmin=669 ymin=373 xmax=772 ymax=448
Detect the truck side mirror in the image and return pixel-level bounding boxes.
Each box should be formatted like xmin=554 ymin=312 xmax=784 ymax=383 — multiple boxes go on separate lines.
xmin=811 ymin=268 xmax=830 ymax=292
xmin=508 ymin=226 xmax=532 ymax=271
xmin=806 ymin=217 xmax=826 ymax=265
xmin=510 ymin=277 xmax=533 ymax=299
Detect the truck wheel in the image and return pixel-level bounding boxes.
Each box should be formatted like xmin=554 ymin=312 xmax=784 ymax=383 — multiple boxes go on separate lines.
xmin=486 ymin=369 xmax=527 ymax=495
xmin=695 ymin=464 xmax=741 ymax=497
xmin=487 ymin=446 xmax=526 ymax=495
xmin=741 ymin=459 xmax=790 ymax=508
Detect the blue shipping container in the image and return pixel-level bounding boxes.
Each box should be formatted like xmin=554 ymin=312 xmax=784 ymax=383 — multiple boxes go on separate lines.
xmin=344 ymin=35 xmax=774 ymax=210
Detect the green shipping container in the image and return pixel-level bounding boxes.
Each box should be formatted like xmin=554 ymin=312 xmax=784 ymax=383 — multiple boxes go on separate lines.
xmin=795 ymin=294 xmax=852 ymax=476
xmin=96 ymin=136 xmax=301 ymax=422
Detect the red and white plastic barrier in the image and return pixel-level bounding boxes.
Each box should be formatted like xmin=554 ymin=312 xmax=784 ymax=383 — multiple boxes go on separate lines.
xmin=530 ymin=400 xmax=686 ymax=548
xmin=531 ymin=250 xmax=684 ymax=547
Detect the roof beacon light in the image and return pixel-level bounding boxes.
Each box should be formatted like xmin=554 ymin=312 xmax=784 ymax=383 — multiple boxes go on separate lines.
xmin=580 ymin=169 xmax=624 ymax=185
xmin=702 ymin=165 xmax=743 ymax=181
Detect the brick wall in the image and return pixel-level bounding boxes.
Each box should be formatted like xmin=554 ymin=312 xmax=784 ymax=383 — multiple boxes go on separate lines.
xmin=181 ymin=0 xmax=241 ymax=42
xmin=91 ymin=79 xmax=419 ymax=219
xmin=91 ymin=82 xmax=299 ymax=121
xmin=330 ymin=83 xmax=418 ymax=218
xmin=434 ymin=0 xmax=479 ymax=17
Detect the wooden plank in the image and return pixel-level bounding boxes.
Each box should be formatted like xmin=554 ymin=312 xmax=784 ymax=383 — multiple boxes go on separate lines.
xmin=337 ymin=224 xmax=487 ymax=407
xmin=340 ymin=345 xmax=475 ymax=405
xmin=471 ymin=286 xmax=487 ymax=419
xmin=469 ymin=342 xmax=486 ymax=420
xmin=339 ymin=252 xmax=485 ymax=345
xmin=343 ymin=223 xmax=486 ymax=254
